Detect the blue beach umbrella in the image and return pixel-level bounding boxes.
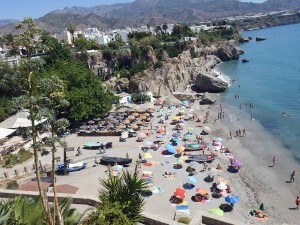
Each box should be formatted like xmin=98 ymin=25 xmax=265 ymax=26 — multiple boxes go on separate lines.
xmin=225 ymin=195 xmax=239 ymax=204
xmin=172 ymin=133 xmax=181 ymax=137
xmin=188 ymin=176 xmax=197 ymax=184
xmin=165 ymin=144 xmax=175 ymax=154
xmin=216 ymin=137 xmax=223 ymax=142
xmin=172 ymin=138 xmax=180 ymax=142
xmin=182 ymin=100 xmax=189 ymax=105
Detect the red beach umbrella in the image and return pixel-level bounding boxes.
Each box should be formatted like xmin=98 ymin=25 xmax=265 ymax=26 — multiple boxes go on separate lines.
xmin=174 ymin=188 xmax=186 ymax=199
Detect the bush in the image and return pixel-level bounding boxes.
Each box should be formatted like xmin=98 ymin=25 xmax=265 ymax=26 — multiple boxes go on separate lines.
xmin=178 ymin=217 xmax=190 ymax=224
xmin=131 ymin=94 xmax=150 ymax=104
xmin=154 ymin=61 xmax=163 ymax=69
xmin=2 ymin=148 xmax=32 ymax=168
xmin=6 ymin=180 xmax=19 ymax=190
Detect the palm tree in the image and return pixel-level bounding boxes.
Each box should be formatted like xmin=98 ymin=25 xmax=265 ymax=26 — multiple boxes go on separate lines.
xmin=84 ymin=168 xmax=147 ymax=224
xmin=162 ymin=22 xmax=168 ymax=34
xmin=155 ymin=25 xmax=162 ymax=35
xmin=0 ymin=196 xmax=87 ymax=225
xmin=67 ymin=23 xmax=76 ymax=45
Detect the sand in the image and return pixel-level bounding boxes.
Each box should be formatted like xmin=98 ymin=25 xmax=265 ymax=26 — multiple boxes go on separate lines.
xmin=1 ymin=99 xmax=300 ymax=225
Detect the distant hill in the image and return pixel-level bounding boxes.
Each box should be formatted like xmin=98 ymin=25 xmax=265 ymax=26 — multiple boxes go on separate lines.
xmin=0 ymin=19 xmax=18 ymax=27
xmin=1 ymin=0 xmax=300 ymax=34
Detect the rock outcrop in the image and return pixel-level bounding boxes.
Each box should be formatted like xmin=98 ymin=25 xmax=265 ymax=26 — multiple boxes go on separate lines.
xmin=90 ymin=40 xmax=243 ymax=98
xmin=200 ymin=92 xmax=217 ymax=105
xmin=216 ymin=43 xmax=241 ymax=61
xmin=195 ymin=72 xmax=228 ymax=93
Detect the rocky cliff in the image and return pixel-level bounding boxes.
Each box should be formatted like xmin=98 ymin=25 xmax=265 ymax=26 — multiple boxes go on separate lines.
xmin=128 ymin=42 xmax=242 ymax=96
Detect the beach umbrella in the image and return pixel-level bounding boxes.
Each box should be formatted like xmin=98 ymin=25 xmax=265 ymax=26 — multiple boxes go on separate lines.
xmin=140 ymin=116 xmax=147 ymax=120
xmin=172 ymin=138 xmax=180 ymax=142
xmin=121 ymin=132 xmax=129 ymax=139
xmin=113 ymin=165 xmax=123 ymax=172
xmin=196 ymin=188 xmax=208 ymax=195
xmin=217 ymin=183 xmax=227 ymax=190
xmin=165 ymin=144 xmax=175 ymax=154
xmin=137 ymin=109 xmax=144 ymax=113
xmin=117 ymin=124 xmax=126 ymax=129
xmin=111 ymin=119 xmax=119 ymax=125
xmin=178 ymin=120 xmax=184 ymax=123
xmin=144 ymin=141 xmax=154 ymax=146
xmin=172 ymin=116 xmax=180 ymax=121
xmin=203 ymin=126 xmax=211 ymax=134
xmin=138 ymin=132 xmax=147 ymax=139
xmin=176 ymin=146 xmax=185 ymax=154
xmin=157 ymin=98 xmax=164 ymax=104
xmin=123 ymin=120 xmax=131 ymax=124
xmin=178 ymin=109 xmax=185 ymax=114
xmin=156 ymin=128 xmax=165 ymax=134
xmin=219 ymin=203 xmax=233 ymax=213
xmin=177 ymin=158 xmax=185 ymax=164
xmin=87 ymin=120 xmax=95 ymax=125
xmin=146 ymin=108 xmax=154 ymax=113
xmin=182 ymin=100 xmax=189 ymax=105
xmin=174 ymin=188 xmax=186 ymax=199
xmin=231 ymin=160 xmax=243 ymax=167
xmin=172 ymin=133 xmax=181 ymax=137
xmin=225 ymin=195 xmax=239 ymax=204
xmin=188 ymin=127 xmax=195 ymax=132
xmin=188 ymin=176 xmax=197 ymax=184
xmin=180 ymin=106 xmax=186 ymax=109
xmin=209 ymin=208 xmax=224 ymax=216
xmin=215 ymin=137 xmax=223 ymax=142
xmin=184 ymin=133 xmax=191 ymax=138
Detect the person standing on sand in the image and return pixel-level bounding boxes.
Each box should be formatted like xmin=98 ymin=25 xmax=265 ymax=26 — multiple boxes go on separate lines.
xmin=296 ymin=196 xmax=300 ymax=209
xmin=272 ymin=157 xmax=277 ymax=167
xmin=243 ymin=129 xmax=246 ymax=136
xmin=290 ymin=170 xmax=296 ymax=183
xmin=229 ymin=131 xmax=232 ymax=139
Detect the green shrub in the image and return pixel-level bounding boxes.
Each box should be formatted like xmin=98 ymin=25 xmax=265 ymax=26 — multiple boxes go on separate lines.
xmin=178 ymin=217 xmax=190 ymax=224
xmin=131 ymin=94 xmax=150 ymax=104
xmin=154 ymin=61 xmax=163 ymax=69
xmin=6 ymin=180 xmax=19 ymax=190
xmin=18 ymin=148 xmax=32 ymax=162
xmin=2 ymin=148 xmax=32 ymax=168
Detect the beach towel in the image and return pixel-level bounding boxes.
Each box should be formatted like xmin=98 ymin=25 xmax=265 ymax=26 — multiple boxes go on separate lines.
xmin=176 ymin=205 xmax=190 ymax=214
xmin=152 ymin=186 xmax=164 ymax=194
xmin=256 ymin=216 xmax=269 ymax=221
xmin=144 ymin=153 xmax=153 ymax=158
xmin=164 ymin=175 xmax=175 ymax=179
xmin=143 ymin=163 xmax=153 ymax=167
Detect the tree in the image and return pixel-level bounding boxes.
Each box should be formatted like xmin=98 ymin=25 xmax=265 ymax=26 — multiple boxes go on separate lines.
xmin=155 ymin=25 xmax=162 ymax=34
xmin=162 ymin=23 xmax=168 ymax=34
xmin=44 ymin=60 xmax=115 ymax=122
xmin=38 ymin=76 xmax=70 ymax=225
xmin=84 ymin=169 xmax=147 ymax=224
xmin=67 ymin=23 xmax=76 ymax=45
xmin=0 ymin=196 xmax=87 ymax=225
xmin=12 ymin=17 xmax=54 ymax=225
xmin=40 ymin=32 xmax=72 ymax=65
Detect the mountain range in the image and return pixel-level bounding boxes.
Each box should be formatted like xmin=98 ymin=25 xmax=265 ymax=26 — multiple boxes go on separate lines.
xmin=1 ymin=0 xmax=300 ymax=34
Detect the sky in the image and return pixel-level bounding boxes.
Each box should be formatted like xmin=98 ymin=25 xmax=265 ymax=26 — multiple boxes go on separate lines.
xmin=1 ymin=0 xmax=266 ymax=21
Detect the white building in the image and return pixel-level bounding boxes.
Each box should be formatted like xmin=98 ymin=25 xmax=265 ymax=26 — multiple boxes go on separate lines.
xmin=116 ymin=93 xmax=131 ymax=105
xmin=84 ymin=28 xmax=101 ymax=40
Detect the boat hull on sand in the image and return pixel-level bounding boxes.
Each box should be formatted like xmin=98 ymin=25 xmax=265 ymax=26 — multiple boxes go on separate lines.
xmin=100 ymin=157 xmax=132 ymax=166
xmin=187 ymin=154 xmax=216 ymax=163
xmin=56 ymin=162 xmax=87 ymax=172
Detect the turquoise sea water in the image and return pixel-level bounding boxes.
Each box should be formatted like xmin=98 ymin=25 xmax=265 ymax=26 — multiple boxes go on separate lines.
xmin=217 ymin=23 xmax=300 ymax=161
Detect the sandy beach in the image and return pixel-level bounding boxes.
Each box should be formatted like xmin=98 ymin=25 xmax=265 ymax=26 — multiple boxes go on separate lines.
xmin=45 ymin=99 xmax=300 ymax=224
xmin=2 ymin=97 xmax=300 ymax=224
